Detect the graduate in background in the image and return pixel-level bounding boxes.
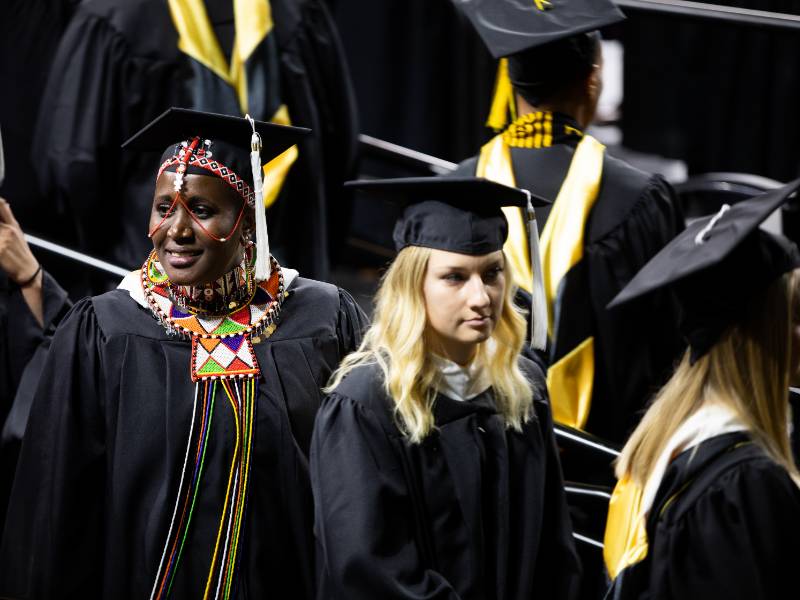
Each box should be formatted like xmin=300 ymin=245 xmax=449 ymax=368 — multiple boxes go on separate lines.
xmin=451 ymin=0 xmax=685 ymax=444
xmin=0 ymin=109 xmax=367 ymax=599
xmin=604 ymin=180 xmax=800 ymax=599
xmin=31 ymin=0 xmax=357 ymax=284
xmin=311 ymin=177 xmax=580 ymax=600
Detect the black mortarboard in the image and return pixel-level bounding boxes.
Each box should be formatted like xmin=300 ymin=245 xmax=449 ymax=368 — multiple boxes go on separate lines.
xmin=344 ymin=176 xmax=546 ymax=254
xmin=454 ymin=0 xmax=625 ymax=59
xmin=346 ymin=176 xmax=551 ymax=349
xmin=609 ymin=178 xmax=800 ymax=362
xmin=122 ymin=107 xmax=310 ymax=281
xmin=121 ymin=107 xmax=309 ymax=190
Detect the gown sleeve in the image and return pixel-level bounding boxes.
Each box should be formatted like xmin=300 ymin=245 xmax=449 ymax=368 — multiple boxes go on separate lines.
xmin=647 ymin=459 xmax=800 ymax=600
xmin=335 ymin=287 xmax=369 ymax=356
xmin=311 ymin=391 xmax=461 ymax=600
xmin=0 ymin=298 xmax=106 ymax=599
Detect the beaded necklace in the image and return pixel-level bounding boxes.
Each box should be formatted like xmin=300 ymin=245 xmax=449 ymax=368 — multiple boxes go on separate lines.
xmin=142 ymin=249 xmax=285 ymax=599
xmin=167 ymin=250 xmax=255 ymax=317
xmin=501 ymin=111 xmax=583 ymax=149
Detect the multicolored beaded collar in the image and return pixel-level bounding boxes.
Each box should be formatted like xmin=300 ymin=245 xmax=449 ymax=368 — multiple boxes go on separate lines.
xmin=141 ymin=249 xmax=284 ymax=381
xmin=141 ymin=250 xmax=286 ymax=597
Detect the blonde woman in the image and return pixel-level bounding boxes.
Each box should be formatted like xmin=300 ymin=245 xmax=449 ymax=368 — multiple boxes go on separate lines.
xmin=310 ymin=178 xmax=580 ymax=600
xmin=604 ymin=181 xmax=800 ymax=600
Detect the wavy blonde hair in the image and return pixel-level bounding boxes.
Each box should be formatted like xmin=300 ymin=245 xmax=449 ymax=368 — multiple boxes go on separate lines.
xmin=616 ymin=270 xmax=800 ymax=485
xmin=327 ymin=246 xmax=533 ymax=443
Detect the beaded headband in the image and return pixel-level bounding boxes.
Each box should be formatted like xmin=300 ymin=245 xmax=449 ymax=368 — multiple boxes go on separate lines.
xmin=157 ymin=142 xmax=256 ymax=207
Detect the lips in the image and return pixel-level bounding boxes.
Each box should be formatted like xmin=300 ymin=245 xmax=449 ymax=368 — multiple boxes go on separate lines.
xmin=163 ymin=248 xmax=202 ymax=268
xmin=463 ymin=316 xmax=491 ymax=327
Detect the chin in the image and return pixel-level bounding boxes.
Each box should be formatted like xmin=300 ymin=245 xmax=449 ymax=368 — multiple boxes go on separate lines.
xmin=457 ymin=330 xmax=492 ymax=345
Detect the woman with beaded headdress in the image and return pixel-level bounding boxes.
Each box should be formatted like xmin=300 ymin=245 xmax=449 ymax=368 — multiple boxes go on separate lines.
xmin=0 ymin=108 xmax=367 ymax=599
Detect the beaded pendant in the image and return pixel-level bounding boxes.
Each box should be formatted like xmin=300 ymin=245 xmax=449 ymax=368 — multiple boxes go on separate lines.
xmin=141 ymin=250 xmax=284 ymax=381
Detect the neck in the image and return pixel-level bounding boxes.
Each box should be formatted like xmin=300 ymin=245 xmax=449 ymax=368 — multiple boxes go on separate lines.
xmin=431 ymin=337 xmax=478 ymax=367
xmin=515 ymin=93 xmax=592 ymax=130
xmin=167 ymin=251 xmax=255 ymax=315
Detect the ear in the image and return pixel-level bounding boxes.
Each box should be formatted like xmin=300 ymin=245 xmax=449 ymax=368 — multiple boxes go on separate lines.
xmin=586 ymin=63 xmax=602 ymax=104
xmin=241 ymin=209 xmax=256 ymax=242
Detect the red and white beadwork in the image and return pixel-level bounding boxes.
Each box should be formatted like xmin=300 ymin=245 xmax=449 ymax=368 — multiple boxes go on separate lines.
xmin=157 ymin=147 xmax=256 ymax=206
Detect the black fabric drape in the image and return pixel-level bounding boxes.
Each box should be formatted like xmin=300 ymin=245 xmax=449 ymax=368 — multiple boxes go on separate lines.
xmin=622 ymin=1 xmax=800 ymax=181
xmin=327 ymin=0 xmax=496 ymax=165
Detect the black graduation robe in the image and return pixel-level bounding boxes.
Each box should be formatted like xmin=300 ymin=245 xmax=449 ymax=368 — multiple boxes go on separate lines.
xmin=311 ymin=359 xmax=581 ymax=600
xmin=31 ymin=0 xmax=357 ymax=283
xmin=608 ymin=432 xmax=800 ymax=600
xmin=0 ymin=271 xmax=70 ymax=523
xmin=454 ymin=140 xmax=685 ymax=443
xmin=0 ymin=276 xmax=367 ymax=599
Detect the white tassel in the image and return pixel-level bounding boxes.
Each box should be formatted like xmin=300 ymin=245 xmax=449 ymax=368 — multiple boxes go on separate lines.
xmin=526 ymin=195 xmax=548 ymax=350
xmin=247 ymin=115 xmax=271 ymax=281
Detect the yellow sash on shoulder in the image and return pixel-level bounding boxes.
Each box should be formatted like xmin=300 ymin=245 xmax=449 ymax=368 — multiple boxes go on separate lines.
xmin=476 ymin=133 xmax=605 ymax=429
xmin=167 ymin=0 xmax=297 ymax=208
xmin=604 ymin=474 xmax=649 ymax=580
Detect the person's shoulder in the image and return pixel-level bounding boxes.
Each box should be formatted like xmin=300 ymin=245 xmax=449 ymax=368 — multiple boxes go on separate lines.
xmin=668 ymin=442 xmax=800 ymax=525
xmin=283 ymin=276 xmax=345 ymax=318
xmin=588 ymin=153 xmax=676 ymax=243
xmin=518 ymin=354 xmax=546 ymax=391
xmin=90 ymin=288 xmax=166 ymax=339
xmin=329 ymin=361 xmax=386 ymax=404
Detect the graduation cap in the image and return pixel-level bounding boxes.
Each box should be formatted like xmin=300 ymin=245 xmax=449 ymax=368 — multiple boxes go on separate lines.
xmin=453 ymin=0 xmax=625 ymax=129
xmin=454 ymin=0 xmax=625 ymax=60
xmin=122 ymin=107 xmax=310 ymax=280
xmin=345 ymin=176 xmax=551 ymax=350
xmin=609 ymin=178 xmax=800 ymax=362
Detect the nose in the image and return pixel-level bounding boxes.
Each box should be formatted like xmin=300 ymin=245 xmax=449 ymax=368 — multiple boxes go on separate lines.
xmin=166 ymin=203 xmax=193 ymax=239
xmin=465 ymin=274 xmax=491 ymax=312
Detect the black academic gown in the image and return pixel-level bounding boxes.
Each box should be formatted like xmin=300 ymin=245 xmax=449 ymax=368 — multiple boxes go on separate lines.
xmin=311 ymin=359 xmax=581 ymax=600
xmin=32 ymin=0 xmax=357 ymax=283
xmin=455 ymin=140 xmax=685 ymax=443
xmin=609 ymin=432 xmax=800 ymax=600
xmin=0 ymin=276 xmax=366 ymax=599
xmin=0 ymin=271 xmax=70 ymax=523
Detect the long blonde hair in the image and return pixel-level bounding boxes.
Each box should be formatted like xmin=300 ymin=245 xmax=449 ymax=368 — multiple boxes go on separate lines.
xmin=327 ymin=246 xmax=532 ymax=443
xmin=616 ymin=270 xmax=800 ymax=484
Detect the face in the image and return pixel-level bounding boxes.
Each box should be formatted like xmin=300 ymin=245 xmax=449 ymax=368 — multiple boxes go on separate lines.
xmin=584 ymin=43 xmax=604 ymax=127
xmin=150 ymin=171 xmax=253 ymax=285
xmin=423 ymin=249 xmax=506 ymax=364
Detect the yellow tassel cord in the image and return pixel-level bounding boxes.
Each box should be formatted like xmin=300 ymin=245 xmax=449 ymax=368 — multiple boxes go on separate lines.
xmin=486 ymin=59 xmax=517 ymax=132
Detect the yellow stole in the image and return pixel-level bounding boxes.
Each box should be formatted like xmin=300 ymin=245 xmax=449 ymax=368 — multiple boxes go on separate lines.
xmin=603 ymin=475 xmax=649 ymax=580
xmin=476 ymin=125 xmax=604 ymax=429
xmin=167 ymin=0 xmax=297 ymax=208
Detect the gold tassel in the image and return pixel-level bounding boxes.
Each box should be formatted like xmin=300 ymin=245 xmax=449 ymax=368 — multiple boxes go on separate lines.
xmin=486 ymin=59 xmax=516 ymax=131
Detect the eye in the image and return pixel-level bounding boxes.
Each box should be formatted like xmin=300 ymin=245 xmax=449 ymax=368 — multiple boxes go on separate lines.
xmin=155 ymin=202 xmax=173 ymax=218
xmin=442 ymin=272 xmax=466 ymax=283
xmin=190 ymin=203 xmax=214 ymax=219
xmin=482 ymin=266 xmax=504 ymax=283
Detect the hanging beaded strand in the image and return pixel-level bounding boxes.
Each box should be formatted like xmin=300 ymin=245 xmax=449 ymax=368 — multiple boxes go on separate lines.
xmin=144 ymin=252 xmax=284 ymax=599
